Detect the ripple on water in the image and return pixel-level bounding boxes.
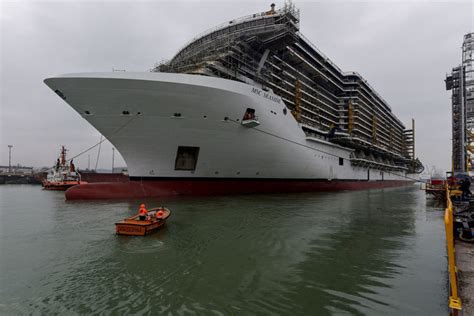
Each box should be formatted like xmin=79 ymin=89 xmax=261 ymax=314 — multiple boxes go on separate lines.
xmin=0 ymin=186 xmax=448 ymax=315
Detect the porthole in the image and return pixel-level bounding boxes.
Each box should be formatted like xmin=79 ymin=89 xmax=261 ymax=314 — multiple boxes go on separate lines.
xmin=215 ymin=171 xmax=219 ymax=174
xmin=256 ymin=172 xmax=260 ymax=175
xmin=122 ymin=111 xmax=130 ymax=115
xmin=203 ymin=115 xmax=207 ymax=119
xmin=237 ymin=171 xmax=240 ymax=175
xmin=224 ymin=116 xmax=229 ymax=121
xmin=54 ymin=89 xmax=66 ymax=100
xmin=283 ymin=108 xmax=287 ymax=115
xmin=84 ymin=111 xmax=91 ymax=115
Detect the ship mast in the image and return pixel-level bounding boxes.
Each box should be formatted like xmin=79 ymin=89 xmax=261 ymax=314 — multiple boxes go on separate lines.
xmin=60 ymin=146 xmax=67 ymax=166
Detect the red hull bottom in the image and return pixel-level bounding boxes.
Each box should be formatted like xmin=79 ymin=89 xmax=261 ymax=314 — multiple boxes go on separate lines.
xmin=64 ymin=179 xmax=413 ymax=200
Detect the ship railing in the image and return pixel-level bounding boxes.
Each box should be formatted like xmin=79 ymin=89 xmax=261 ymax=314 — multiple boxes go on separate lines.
xmin=350 ymin=157 xmax=408 ymax=171
xmin=331 ymin=135 xmax=405 ymax=159
xmin=444 ymin=184 xmax=463 ymax=313
xmin=297 ymin=33 xmax=394 ymax=113
xmin=171 ymin=13 xmax=278 ymax=63
xmin=297 ymin=33 xmax=344 ymax=75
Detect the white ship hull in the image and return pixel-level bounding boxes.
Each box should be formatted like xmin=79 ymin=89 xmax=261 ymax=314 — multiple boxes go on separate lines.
xmin=44 ymin=72 xmax=413 ymax=199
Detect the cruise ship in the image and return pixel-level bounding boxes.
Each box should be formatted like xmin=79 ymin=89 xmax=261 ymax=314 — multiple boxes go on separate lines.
xmin=44 ymin=2 xmax=423 ymax=199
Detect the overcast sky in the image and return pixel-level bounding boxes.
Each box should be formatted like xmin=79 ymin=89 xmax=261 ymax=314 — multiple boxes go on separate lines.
xmin=1 ymin=0 xmax=473 ymax=172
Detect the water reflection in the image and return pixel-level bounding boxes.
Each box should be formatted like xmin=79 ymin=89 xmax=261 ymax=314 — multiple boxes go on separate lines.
xmin=277 ymin=188 xmax=417 ymax=315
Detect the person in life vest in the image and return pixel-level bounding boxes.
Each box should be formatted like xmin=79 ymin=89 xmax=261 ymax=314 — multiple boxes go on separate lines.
xmin=155 ymin=208 xmax=165 ymax=219
xmin=138 ymin=203 xmax=148 ymax=221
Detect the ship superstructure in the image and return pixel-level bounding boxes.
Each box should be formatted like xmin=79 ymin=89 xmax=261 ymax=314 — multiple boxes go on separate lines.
xmin=157 ymin=2 xmax=422 ymax=174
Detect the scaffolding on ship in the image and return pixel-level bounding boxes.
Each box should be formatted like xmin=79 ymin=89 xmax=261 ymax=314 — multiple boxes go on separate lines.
xmin=155 ymin=1 xmax=423 ymax=174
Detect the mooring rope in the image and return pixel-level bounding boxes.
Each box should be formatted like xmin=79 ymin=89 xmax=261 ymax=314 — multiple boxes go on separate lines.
xmin=94 ymin=135 xmax=103 ymax=170
xmin=46 ymin=114 xmax=140 ymax=171
xmin=67 ymin=114 xmax=140 ymax=163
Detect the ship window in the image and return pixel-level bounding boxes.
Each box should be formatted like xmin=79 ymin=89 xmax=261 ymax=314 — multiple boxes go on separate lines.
xmin=175 ymin=146 xmax=199 ymax=171
xmin=283 ymin=108 xmax=287 ymax=115
xmin=122 ymin=111 xmax=130 ymax=115
xmin=339 ymin=158 xmax=344 ymax=166
xmin=84 ymin=111 xmax=91 ymax=115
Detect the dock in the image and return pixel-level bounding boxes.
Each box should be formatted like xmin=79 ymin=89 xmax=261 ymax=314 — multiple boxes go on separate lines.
xmin=444 ymin=32 xmax=474 ymax=315
xmin=444 ymin=186 xmax=474 ymax=315
xmin=0 ymin=173 xmax=44 ymax=184
xmin=456 ymin=241 xmax=474 ymax=313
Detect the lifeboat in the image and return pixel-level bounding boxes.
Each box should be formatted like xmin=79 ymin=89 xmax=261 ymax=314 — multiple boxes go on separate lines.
xmin=115 ymin=207 xmax=171 ymax=236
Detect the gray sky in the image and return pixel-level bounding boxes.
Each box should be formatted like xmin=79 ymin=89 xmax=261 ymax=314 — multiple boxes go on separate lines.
xmin=1 ymin=0 xmax=473 ymax=172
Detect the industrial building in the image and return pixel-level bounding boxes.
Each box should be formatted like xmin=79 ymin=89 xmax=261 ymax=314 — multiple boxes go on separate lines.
xmin=446 ymin=32 xmax=474 ymax=173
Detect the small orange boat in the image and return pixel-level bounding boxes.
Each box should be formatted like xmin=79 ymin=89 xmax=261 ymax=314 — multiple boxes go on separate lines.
xmin=115 ymin=207 xmax=171 ymax=236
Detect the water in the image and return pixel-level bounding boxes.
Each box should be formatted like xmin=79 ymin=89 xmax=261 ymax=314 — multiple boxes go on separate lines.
xmin=0 ymin=184 xmax=447 ymax=315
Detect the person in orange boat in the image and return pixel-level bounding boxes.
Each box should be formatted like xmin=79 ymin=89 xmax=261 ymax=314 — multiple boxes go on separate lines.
xmin=138 ymin=203 xmax=148 ymax=221
xmin=155 ymin=208 xmax=165 ymax=220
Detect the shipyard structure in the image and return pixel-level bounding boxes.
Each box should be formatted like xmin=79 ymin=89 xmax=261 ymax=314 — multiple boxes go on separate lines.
xmin=44 ymin=2 xmax=423 ymax=199
xmin=446 ymin=32 xmax=474 ymax=173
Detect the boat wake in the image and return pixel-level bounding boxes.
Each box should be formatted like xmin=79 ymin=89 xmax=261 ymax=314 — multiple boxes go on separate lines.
xmin=116 ymin=237 xmax=166 ymax=254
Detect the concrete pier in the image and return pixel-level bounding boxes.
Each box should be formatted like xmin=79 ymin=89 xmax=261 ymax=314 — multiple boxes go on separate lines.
xmin=457 ymin=241 xmax=474 ymax=314
xmin=0 ymin=174 xmax=43 ymax=184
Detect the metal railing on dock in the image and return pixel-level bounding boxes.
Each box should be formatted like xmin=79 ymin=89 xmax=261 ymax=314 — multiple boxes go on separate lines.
xmin=445 ymin=185 xmax=462 ymax=314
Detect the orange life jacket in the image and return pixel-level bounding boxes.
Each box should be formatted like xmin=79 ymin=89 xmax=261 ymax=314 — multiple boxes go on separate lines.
xmin=139 ymin=208 xmax=148 ymax=216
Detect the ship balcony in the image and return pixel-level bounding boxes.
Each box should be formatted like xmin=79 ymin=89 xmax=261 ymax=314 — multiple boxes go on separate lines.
xmin=241 ymin=108 xmax=259 ymax=127
xmin=241 ymin=117 xmax=260 ymax=127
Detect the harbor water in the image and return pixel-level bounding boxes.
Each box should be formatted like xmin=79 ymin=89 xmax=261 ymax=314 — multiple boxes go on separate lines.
xmin=0 ymin=184 xmax=447 ymax=315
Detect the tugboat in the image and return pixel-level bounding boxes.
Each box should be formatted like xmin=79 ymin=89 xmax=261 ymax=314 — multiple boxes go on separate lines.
xmin=42 ymin=146 xmax=86 ymax=190
xmin=115 ymin=207 xmax=171 ymax=236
